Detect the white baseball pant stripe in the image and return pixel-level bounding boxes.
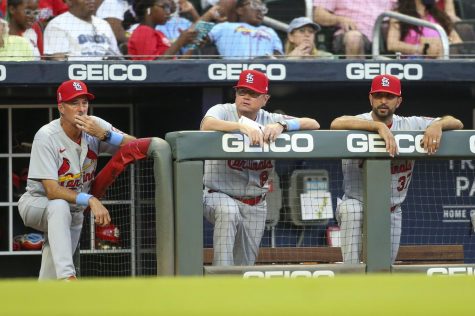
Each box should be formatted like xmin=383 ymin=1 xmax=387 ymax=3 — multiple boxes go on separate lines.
xmin=203 ymin=190 xmax=267 ymax=266
xmin=18 ymin=195 xmax=83 ymax=280
xmin=336 ymin=198 xmax=402 ymax=264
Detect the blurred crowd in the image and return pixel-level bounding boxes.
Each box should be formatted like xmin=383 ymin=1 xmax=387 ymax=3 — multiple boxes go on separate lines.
xmin=0 ymin=0 xmax=471 ymax=61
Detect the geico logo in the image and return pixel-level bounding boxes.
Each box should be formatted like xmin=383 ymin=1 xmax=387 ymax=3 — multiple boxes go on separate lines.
xmin=68 ymin=64 xmax=147 ymax=81
xmin=243 ymin=270 xmax=335 ymax=278
xmin=208 ymin=63 xmax=286 ymax=80
xmin=222 ymin=133 xmax=313 ymax=153
xmin=426 ymin=267 xmax=475 ymax=276
xmin=0 ymin=65 xmax=6 ymax=81
xmin=347 ymin=134 xmax=425 ymax=153
xmin=470 ymin=135 xmax=475 ymax=153
xmin=346 ymin=63 xmax=423 ymax=80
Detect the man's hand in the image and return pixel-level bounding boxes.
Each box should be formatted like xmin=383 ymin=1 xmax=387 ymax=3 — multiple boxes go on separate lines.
xmin=74 ymin=115 xmax=106 ymax=139
xmin=423 ymin=123 xmax=442 ymax=155
xmin=88 ymin=197 xmax=111 ymax=226
xmin=337 ymin=16 xmax=358 ymax=32
xmin=239 ymin=123 xmax=264 ymax=146
xmin=262 ymin=123 xmax=284 ymax=143
xmin=376 ymin=122 xmax=398 ymax=157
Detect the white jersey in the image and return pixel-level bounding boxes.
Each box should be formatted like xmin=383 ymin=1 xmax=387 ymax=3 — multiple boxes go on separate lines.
xmin=23 ymin=117 xmax=120 ymax=211
xmin=44 ymin=12 xmax=121 ymax=60
xmin=203 ymin=103 xmax=289 ymax=197
xmin=342 ymin=112 xmax=437 ymax=208
xmin=96 ymin=0 xmax=130 ymax=21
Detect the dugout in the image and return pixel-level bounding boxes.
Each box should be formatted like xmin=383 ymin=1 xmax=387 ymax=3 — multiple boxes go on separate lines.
xmin=1 ymin=59 xmax=475 ymax=277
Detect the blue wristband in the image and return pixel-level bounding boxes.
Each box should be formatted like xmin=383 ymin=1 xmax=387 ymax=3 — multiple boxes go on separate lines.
xmin=108 ymin=131 xmax=124 ymax=146
xmin=76 ymin=193 xmax=92 ymax=206
xmin=286 ymin=119 xmax=300 ymax=131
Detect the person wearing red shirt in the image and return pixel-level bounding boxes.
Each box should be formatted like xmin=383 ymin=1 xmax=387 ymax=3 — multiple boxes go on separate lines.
xmin=127 ymin=0 xmax=197 ymax=60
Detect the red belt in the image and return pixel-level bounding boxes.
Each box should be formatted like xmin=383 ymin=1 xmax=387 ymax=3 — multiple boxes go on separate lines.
xmin=208 ymin=190 xmax=265 ymax=206
xmin=390 ymin=206 xmax=397 ymax=212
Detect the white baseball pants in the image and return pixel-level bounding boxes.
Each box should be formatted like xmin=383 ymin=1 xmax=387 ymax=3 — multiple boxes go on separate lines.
xmin=336 ymin=198 xmax=402 ymax=264
xmin=18 ymin=195 xmax=83 ymax=280
xmin=203 ymin=190 xmax=267 ymax=266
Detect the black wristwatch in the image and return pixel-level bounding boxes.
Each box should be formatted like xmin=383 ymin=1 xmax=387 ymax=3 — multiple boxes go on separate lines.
xmin=101 ymin=130 xmax=111 ymax=141
xmin=277 ymin=121 xmax=288 ymax=132
xmin=422 ymin=43 xmax=430 ymax=56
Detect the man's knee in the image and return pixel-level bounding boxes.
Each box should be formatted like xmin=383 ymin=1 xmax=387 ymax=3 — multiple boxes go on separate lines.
xmin=344 ymin=31 xmax=365 ymax=50
xmin=47 ymin=200 xmax=72 ymax=220
xmin=214 ymin=206 xmax=240 ymax=224
xmin=338 ymin=200 xmax=363 ymax=222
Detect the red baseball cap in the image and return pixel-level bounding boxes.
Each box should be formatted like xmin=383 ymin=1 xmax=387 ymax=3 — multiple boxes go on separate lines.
xmin=234 ymin=70 xmax=269 ymax=94
xmin=57 ymin=80 xmax=95 ymax=104
xmin=370 ymin=74 xmax=401 ymax=96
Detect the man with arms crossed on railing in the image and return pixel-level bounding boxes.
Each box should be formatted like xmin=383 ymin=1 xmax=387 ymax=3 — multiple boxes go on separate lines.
xmin=18 ymin=80 xmax=135 ymax=280
xmin=201 ymin=69 xmax=320 ymax=266
xmin=330 ymin=74 xmax=463 ymax=264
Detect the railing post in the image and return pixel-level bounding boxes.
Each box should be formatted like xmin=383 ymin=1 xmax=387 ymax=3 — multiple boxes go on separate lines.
xmin=174 ymin=160 xmax=204 ymax=276
xmin=363 ymin=159 xmax=392 ymax=272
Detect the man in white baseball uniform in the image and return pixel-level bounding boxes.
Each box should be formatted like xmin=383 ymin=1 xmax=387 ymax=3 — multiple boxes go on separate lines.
xmin=330 ymin=74 xmax=463 ymax=264
xmin=18 ymin=80 xmax=135 ymax=280
xmin=201 ymin=69 xmax=320 ymax=266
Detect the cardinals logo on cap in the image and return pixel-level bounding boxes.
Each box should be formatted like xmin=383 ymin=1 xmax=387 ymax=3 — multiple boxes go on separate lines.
xmin=381 ymin=77 xmax=390 ymax=87
xmin=245 ymin=73 xmax=254 ymax=84
xmin=72 ymin=81 xmax=83 ymax=91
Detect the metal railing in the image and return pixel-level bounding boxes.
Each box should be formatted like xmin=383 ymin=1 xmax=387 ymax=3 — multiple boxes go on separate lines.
xmin=372 ymin=11 xmax=450 ymax=60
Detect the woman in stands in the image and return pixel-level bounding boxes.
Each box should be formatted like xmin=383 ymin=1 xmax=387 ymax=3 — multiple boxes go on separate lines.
xmin=387 ymin=0 xmax=461 ymax=58
xmin=284 ymin=17 xmax=334 ymax=59
xmin=127 ymin=0 xmax=198 ymax=60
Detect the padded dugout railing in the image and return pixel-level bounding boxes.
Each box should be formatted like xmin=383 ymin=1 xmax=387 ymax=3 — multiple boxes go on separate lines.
xmin=166 ymin=130 xmax=475 ymax=276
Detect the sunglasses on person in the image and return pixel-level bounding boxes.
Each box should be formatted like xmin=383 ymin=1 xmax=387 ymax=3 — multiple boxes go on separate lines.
xmin=24 ymin=9 xmax=40 ymax=18
xmin=242 ymin=1 xmax=268 ymax=15
xmin=155 ymin=2 xmax=172 ymax=14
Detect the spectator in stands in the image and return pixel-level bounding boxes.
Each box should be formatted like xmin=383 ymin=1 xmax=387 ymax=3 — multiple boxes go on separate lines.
xmin=96 ymin=0 xmax=130 ymax=53
xmin=207 ymin=0 xmax=283 ymax=59
xmin=201 ymin=69 xmax=320 ymax=266
xmin=313 ymin=0 xmax=396 ymax=59
xmin=127 ymin=0 xmax=198 ymax=60
xmin=0 ymin=17 xmax=35 ymax=60
xmin=285 ymin=16 xmax=334 ymax=59
xmin=43 ymin=0 xmax=121 ymax=60
xmin=7 ymin=0 xmax=41 ymax=59
xmin=386 ymin=0 xmax=462 ymax=58
xmin=330 ymin=74 xmax=463 ymax=264
xmin=28 ymin=0 xmax=69 ymax=56
xmin=155 ymin=0 xmax=193 ymax=55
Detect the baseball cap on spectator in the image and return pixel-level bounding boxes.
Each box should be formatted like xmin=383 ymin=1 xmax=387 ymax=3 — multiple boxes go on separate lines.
xmin=57 ymin=80 xmax=95 ymax=104
xmin=370 ymin=75 xmax=401 ymax=96
xmin=287 ymin=17 xmax=321 ymax=34
xmin=234 ymin=70 xmax=269 ymax=94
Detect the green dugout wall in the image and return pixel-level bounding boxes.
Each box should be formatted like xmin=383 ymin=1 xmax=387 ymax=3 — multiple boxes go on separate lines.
xmin=165 ymin=130 xmax=475 ymax=276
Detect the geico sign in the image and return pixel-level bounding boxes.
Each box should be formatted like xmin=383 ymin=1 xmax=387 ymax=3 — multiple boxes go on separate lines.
xmin=223 ymin=133 xmax=313 ymax=153
xmin=0 ymin=65 xmax=5 ymax=81
xmin=427 ymin=267 xmax=475 ymax=276
xmin=69 ymin=64 xmax=147 ymax=81
xmin=346 ymin=63 xmax=423 ymax=80
xmin=208 ymin=64 xmax=286 ymax=80
xmin=347 ymin=134 xmax=426 ymax=153
xmin=243 ymin=270 xmax=335 ymax=278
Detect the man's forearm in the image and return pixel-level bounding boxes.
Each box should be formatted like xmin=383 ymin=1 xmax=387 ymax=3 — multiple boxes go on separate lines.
xmin=431 ymin=115 xmax=464 ymax=131
xmin=314 ymin=6 xmax=340 ymax=27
